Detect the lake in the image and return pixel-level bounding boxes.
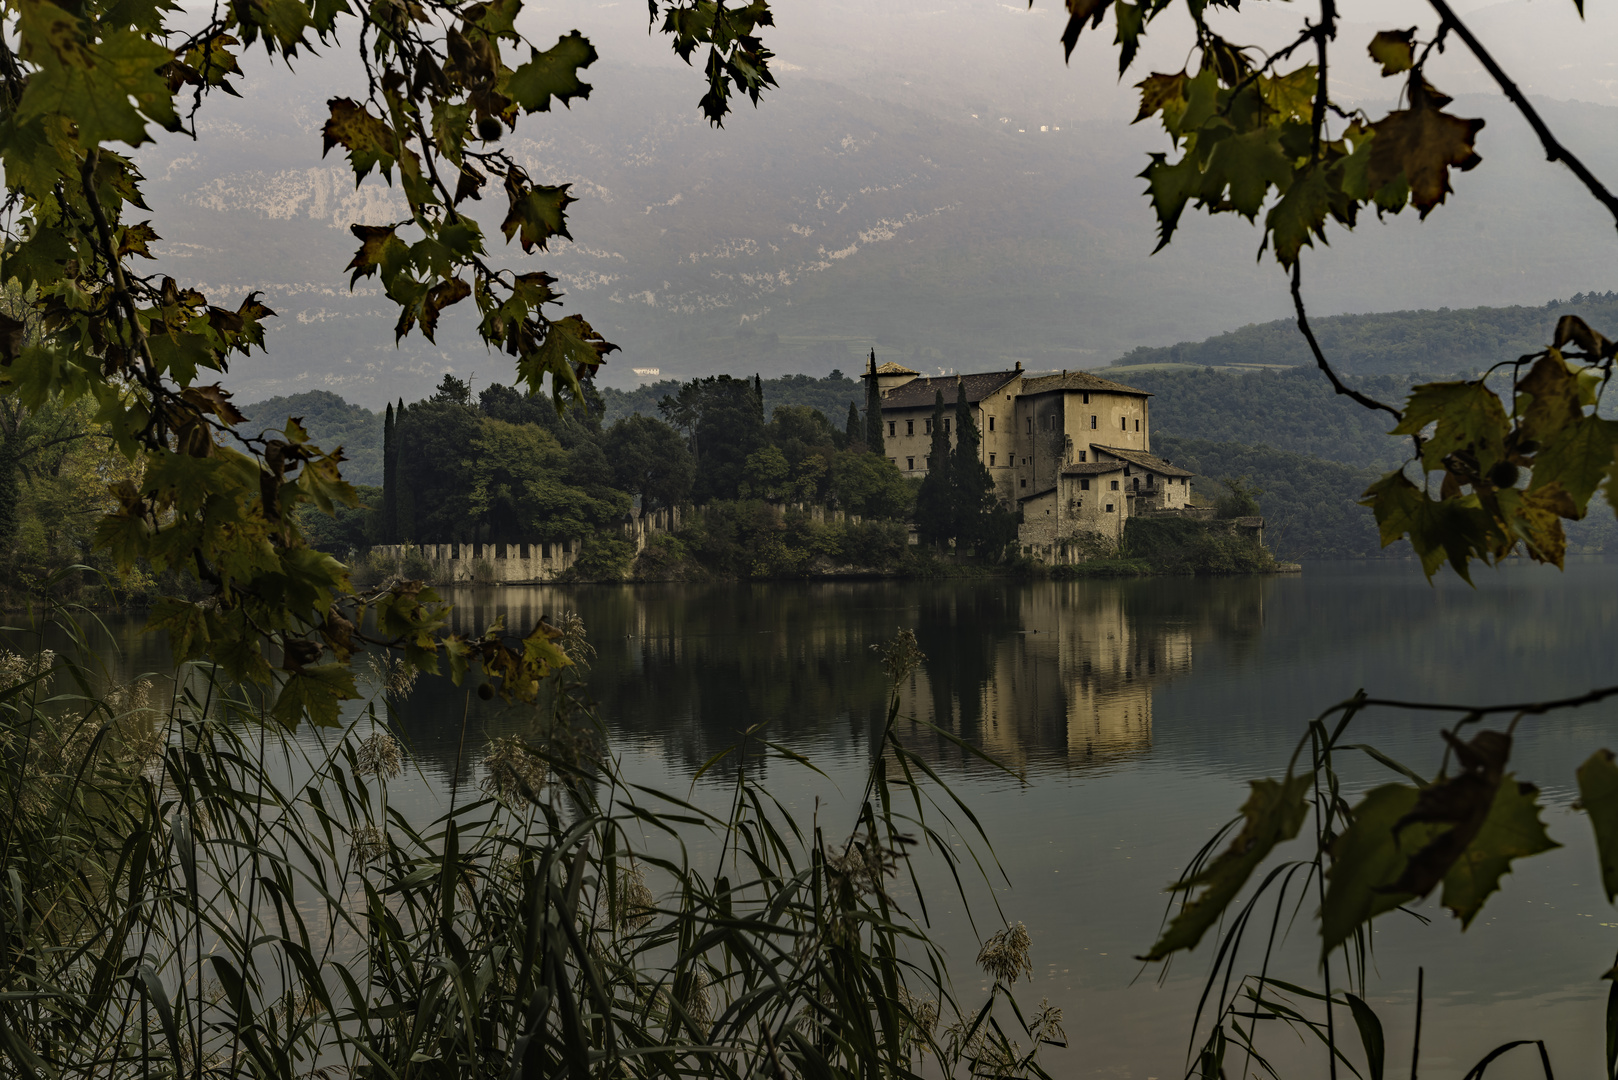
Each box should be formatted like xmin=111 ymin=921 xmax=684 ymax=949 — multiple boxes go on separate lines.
xmin=66 ymin=560 xmax=1618 ymax=1078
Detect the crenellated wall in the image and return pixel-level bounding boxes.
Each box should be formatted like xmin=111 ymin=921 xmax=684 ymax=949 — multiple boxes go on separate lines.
xmin=371 ymin=540 xmax=584 ymax=583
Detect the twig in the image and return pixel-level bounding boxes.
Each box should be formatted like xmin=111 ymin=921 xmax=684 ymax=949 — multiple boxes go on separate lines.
xmin=1360 ymin=682 xmax=1618 ymax=716
xmin=1291 ymin=262 xmax=1403 ymax=419
xmin=1425 ymin=0 xmax=1618 ymax=232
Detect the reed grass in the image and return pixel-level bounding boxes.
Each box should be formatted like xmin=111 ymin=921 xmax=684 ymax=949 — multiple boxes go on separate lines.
xmin=0 ymin=603 xmax=1064 ymax=1080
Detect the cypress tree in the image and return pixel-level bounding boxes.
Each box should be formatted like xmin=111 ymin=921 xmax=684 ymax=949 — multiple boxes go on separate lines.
xmin=864 ymin=350 xmax=885 ymax=455
xmin=950 ymin=379 xmax=997 ymax=553
xmin=845 ymin=401 xmax=863 ymax=450
xmin=753 ymin=373 xmax=764 ymax=422
xmin=382 ymin=402 xmax=396 ymax=542
xmin=394 ymin=404 xmax=415 ymax=544
xmin=914 ymin=389 xmax=953 ymax=547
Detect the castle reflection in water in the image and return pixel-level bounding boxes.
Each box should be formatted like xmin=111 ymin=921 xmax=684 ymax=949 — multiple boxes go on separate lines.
xmin=376 ymin=578 xmax=1270 ymax=781
xmin=894 ymin=586 xmax=1195 ymax=774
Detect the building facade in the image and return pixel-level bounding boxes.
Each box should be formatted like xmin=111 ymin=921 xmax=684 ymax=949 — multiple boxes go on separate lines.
xmin=866 ymin=362 xmax=1196 ymax=558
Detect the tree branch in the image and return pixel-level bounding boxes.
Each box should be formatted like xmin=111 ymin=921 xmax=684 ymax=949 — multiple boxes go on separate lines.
xmin=1426 ymin=0 xmax=1618 ymax=232
xmin=1291 ymin=262 xmax=1402 ymax=419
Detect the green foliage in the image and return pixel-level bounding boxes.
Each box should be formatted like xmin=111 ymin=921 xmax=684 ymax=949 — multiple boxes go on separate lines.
xmin=1120 ymin=516 xmax=1276 ymax=575
xmin=648 ymin=501 xmax=916 ymax=581
xmin=604 ymin=413 xmax=695 ymax=513
xmin=828 ymin=452 xmax=915 ymax=520
xmin=602 ymin=371 xmax=861 ymax=431
xmin=1214 ymin=476 xmax=1261 ymax=519
xmin=566 ymin=533 xmax=635 ymax=581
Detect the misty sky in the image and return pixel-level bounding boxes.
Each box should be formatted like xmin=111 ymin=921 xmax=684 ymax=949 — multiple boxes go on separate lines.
xmin=138 ymin=0 xmax=1618 ymax=402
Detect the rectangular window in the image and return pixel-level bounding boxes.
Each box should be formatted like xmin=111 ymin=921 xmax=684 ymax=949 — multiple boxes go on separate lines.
xmin=944 ymin=419 xmax=951 ymax=434
xmin=1090 ymin=415 xmax=1097 ymax=429
xmin=989 ymin=453 xmax=996 ymax=466
xmin=1020 ymin=479 xmax=1027 ymax=488
xmin=1121 ymin=416 xmax=1127 ymax=431
xmin=989 ymin=416 xmax=995 ymax=432
xmin=925 ymin=419 xmax=932 ymax=435
xmin=1027 ymin=418 xmax=1033 ymax=434
xmin=1079 ymin=450 xmax=1087 ymax=462
xmin=1106 ymin=503 xmax=1114 ymax=513
xmin=906 ymin=457 xmax=915 ymax=470
xmin=1110 ymin=480 xmax=1119 ymax=490
xmin=907 ymin=419 xmax=914 ymax=435
xmin=1147 ymin=474 xmax=1154 ymax=486
xmin=1080 ymin=478 xmax=1090 ymax=491
xmin=1083 ymin=392 xmax=1090 ymax=404
xmin=1135 ymin=419 xmax=1140 ymax=432
xmin=888 ymin=421 xmax=896 ymax=437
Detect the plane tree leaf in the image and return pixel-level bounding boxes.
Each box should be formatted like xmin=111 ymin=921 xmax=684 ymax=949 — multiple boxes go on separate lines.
xmin=1577 ymin=750 xmax=1618 ymax=903
xmin=1439 ymin=776 xmax=1558 ymax=926
xmin=1142 ymin=774 xmax=1312 ymax=961
xmin=1367 ymin=81 xmax=1484 ymax=217
xmin=1367 ymin=30 xmax=1416 ymax=76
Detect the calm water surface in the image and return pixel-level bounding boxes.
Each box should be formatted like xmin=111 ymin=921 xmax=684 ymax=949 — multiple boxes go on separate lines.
xmin=75 ymin=561 xmax=1618 ymax=1079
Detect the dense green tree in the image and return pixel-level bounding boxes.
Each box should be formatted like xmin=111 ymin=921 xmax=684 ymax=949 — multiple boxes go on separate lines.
xmin=828 ymin=452 xmax=914 ymax=520
xmin=605 ymin=415 xmax=695 ymax=513
xmin=603 ymin=372 xmax=860 ymax=431
xmin=913 ymin=391 xmax=953 ymax=547
xmin=845 ymin=402 xmax=863 ymax=450
xmin=740 ymin=445 xmax=791 ymax=501
xmin=466 ymin=420 xmax=623 ymax=543
xmin=431 ymin=373 xmax=473 ymax=407
xmin=657 ymin=376 xmax=768 ymax=502
xmin=394 ymin=400 xmax=481 ymax=543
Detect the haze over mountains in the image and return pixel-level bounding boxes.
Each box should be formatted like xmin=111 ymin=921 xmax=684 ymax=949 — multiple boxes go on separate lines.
xmin=136 ymin=0 xmax=1618 ymax=407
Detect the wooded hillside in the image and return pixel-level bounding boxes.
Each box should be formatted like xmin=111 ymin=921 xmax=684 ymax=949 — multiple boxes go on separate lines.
xmin=1112 ymin=292 xmax=1618 ymax=375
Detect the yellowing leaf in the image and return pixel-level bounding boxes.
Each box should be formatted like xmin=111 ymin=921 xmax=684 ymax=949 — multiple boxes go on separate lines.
xmin=1367 ymin=29 xmax=1416 ymax=76
xmin=1142 ymin=774 xmax=1312 ymax=960
xmin=1367 ymin=92 xmax=1483 ymax=217
xmin=1577 ymin=750 xmax=1618 ymax=903
xmin=1394 ymin=380 xmax=1509 ymax=473
xmin=1531 ymin=415 xmax=1616 ymax=509
xmin=1133 ymin=70 xmax=1187 ymax=124
xmin=1515 ymin=352 xmax=1583 ymax=444
xmin=1439 ymin=776 xmax=1558 ymax=927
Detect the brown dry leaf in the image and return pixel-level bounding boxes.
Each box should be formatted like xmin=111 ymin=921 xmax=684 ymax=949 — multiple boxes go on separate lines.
xmin=1368 ymin=95 xmax=1483 ymax=216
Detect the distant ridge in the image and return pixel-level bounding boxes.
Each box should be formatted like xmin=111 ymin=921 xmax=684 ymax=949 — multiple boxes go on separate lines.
xmin=1110 ymin=293 xmax=1618 ymax=376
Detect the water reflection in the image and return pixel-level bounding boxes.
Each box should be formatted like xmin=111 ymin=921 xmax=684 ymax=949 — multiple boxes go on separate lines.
xmin=368 ymin=577 xmax=1276 ymax=783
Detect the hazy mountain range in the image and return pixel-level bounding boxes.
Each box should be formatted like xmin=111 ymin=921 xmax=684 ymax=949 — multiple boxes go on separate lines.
xmin=134 ymin=0 xmax=1618 ymax=408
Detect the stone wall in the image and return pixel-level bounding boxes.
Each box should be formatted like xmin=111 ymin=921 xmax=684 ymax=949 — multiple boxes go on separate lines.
xmin=372 ymin=540 xmax=583 ymax=583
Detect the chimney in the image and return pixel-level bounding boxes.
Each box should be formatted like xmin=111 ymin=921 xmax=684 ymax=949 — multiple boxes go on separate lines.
xmin=1015 ymin=361 xmax=1022 ymax=372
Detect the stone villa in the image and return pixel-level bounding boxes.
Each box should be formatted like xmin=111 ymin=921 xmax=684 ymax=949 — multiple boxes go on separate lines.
xmin=865 ymin=359 xmax=1198 ymax=556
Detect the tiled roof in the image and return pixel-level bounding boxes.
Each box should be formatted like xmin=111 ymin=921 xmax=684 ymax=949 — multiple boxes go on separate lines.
xmin=1020 ymin=370 xmax=1150 ymax=397
xmin=879 ymin=370 xmax=1020 ymax=409
xmin=1089 ymin=444 xmax=1195 ymax=478
xmin=1235 ymin=516 xmax=1265 ymax=528
xmin=867 ymin=361 xmax=919 ymax=376
xmin=1017 ymin=485 xmax=1057 ymax=503
xmin=1060 ymin=461 xmax=1124 ymax=476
